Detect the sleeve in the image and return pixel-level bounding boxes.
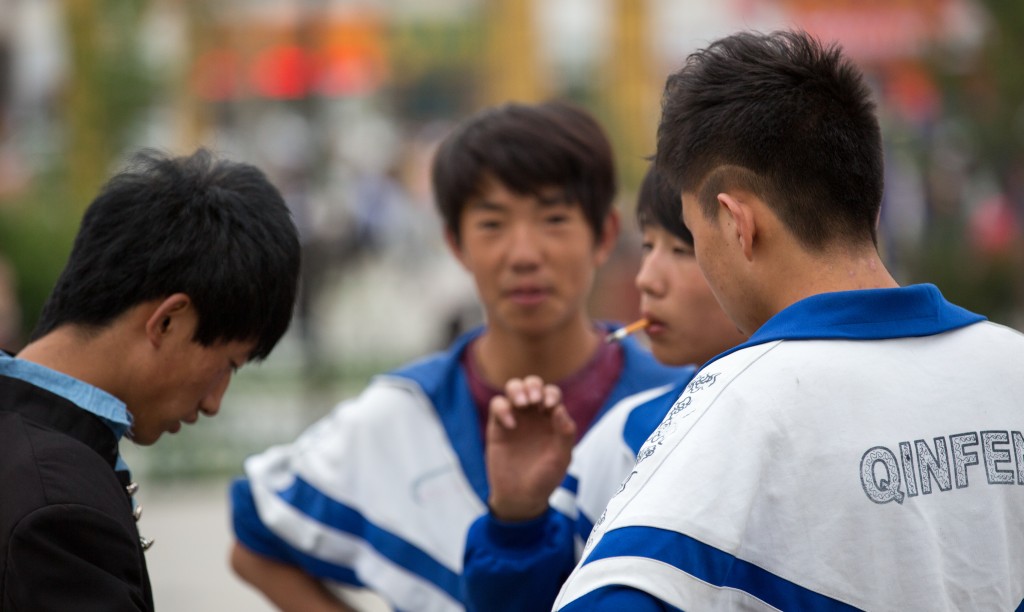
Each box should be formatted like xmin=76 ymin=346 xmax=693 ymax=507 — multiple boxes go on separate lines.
xmin=6 ymin=504 xmax=149 ymax=612
xmin=559 ymin=586 xmax=672 ymax=611
xmin=461 ymin=507 xmax=577 ymax=612
xmin=227 ymin=411 xmax=368 ymax=588
xmin=228 ymin=468 xmax=363 ymax=587
xmin=230 ymin=477 xmax=304 ymax=566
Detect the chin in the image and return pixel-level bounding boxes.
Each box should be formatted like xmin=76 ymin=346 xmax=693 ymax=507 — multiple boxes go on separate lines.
xmin=652 ymin=346 xmax=691 ymax=368
xmin=127 ymin=430 xmax=161 ymax=446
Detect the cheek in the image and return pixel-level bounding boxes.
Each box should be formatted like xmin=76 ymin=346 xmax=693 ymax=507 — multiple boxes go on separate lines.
xmin=558 ymin=242 xmax=599 ymax=284
xmin=669 ymin=264 xmax=707 ymax=307
xmin=204 ymin=368 xmax=231 ymax=394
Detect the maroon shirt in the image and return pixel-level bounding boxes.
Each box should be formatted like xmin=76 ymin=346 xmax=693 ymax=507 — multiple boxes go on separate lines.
xmin=462 ymin=336 xmax=624 ymax=443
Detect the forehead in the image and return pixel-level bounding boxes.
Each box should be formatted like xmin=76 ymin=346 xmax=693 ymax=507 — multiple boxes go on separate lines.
xmin=203 ymin=337 xmax=258 ymax=362
xmin=680 ymin=191 xmax=708 ymax=218
xmin=466 ymin=178 xmax=570 ymax=211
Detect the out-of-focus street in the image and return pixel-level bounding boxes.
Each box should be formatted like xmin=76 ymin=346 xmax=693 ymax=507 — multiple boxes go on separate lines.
xmin=141 ymin=479 xmax=275 ymax=612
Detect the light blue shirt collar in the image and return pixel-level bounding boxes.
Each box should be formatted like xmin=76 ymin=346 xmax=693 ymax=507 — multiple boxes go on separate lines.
xmin=0 ymin=351 xmax=133 ymax=471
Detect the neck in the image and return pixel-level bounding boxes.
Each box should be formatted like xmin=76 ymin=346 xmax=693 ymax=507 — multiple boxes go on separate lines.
xmin=472 ymin=316 xmax=602 ymax=387
xmin=16 ymin=326 xmax=132 ymax=400
xmin=759 ymin=243 xmax=899 ymax=329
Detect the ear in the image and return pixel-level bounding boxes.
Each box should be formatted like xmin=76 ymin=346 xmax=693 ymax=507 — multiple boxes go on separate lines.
xmin=717 ymin=192 xmax=756 ymax=262
xmin=444 ymin=227 xmax=468 ymax=269
xmin=144 ymin=293 xmax=193 ymax=348
xmin=593 ymin=208 xmax=621 ymax=267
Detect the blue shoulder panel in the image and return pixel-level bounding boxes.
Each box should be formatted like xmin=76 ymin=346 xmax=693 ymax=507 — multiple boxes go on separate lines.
xmin=388 ymin=328 xmax=489 ymax=503
xmin=622 ymin=381 xmax=690 ymax=455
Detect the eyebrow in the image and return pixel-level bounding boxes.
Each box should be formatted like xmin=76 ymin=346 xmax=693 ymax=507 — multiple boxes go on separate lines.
xmin=537 ymin=191 xmax=571 ymax=207
xmin=467 ymin=200 xmax=507 ymax=212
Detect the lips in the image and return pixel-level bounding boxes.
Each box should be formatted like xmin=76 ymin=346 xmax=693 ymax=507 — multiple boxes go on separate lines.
xmin=170 ymin=414 xmax=199 ymax=434
xmin=642 ymin=313 xmax=667 ymax=336
xmin=505 ymin=286 xmax=551 ymax=306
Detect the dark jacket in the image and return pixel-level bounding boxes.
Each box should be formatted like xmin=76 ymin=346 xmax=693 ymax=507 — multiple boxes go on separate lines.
xmin=0 ymin=374 xmax=153 ymax=611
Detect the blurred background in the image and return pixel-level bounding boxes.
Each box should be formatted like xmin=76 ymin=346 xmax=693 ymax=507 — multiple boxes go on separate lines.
xmin=0 ymin=0 xmax=1022 ymax=609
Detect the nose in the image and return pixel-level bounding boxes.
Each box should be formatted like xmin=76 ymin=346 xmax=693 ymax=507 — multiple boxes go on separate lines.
xmin=635 ymin=251 xmax=666 ymax=297
xmin=507 ymin=222 xmax=543 ymax=271
xmin=199 ymin=372 xmax=232 ymax=417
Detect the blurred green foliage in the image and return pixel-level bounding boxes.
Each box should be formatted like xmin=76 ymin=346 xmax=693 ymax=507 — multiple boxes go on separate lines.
xmin=929 ymin=0 xmax=1024 ymax=179
xmin=1 ymin=0 xmax=154 ymax=342
xmin=915 ymin=0 xmax=1024 ymax=326
xmin=0 ymin=171 xmax=77 ymax=339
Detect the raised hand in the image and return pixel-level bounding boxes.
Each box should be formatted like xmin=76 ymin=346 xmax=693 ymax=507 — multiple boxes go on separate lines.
xmin=485 ymin=375 xmax=577 ymax=522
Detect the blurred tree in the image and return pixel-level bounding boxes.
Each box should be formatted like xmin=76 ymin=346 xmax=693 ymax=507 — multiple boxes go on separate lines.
xmin=933 ymin=1 xmax=1024 ymax=182
xmin=604 ymin=0 xmax=658 ymax=194
xmin=0 ymin=0 xmax=155 ymax=341
xmin=480 ymin=0 xmax=548 ymax=105
xmin=65 ymin=0 xmax=155 ymax=208
xmin=918 ymin=0 xmax=1024 ymax=326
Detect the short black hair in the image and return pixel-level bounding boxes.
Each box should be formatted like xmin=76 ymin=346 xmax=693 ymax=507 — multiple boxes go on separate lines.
xmin=431 ymin=100 xmax=616 ymax=244
xmin=32 ymin=148 xmax=301 ymax=361
xmin=636 ymin=165 xmax=692 ymax=246
xmin=656 ymin=30 xmax=883 ymax=249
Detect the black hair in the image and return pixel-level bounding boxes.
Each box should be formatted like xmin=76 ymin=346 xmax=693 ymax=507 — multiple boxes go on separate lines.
xmin=636 ymin=165 xmax=692 ymax=246
xmin=431 ymin=100 xmax=616 ymax=244
xmin=32 ymin=148 xmax=301 ymax=361
xmin=656 ymin=30 xmax=883 ymax=249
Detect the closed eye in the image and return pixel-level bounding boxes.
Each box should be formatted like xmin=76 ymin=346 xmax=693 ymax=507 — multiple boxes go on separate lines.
xmin=476 ymin=219 xmax=503 ymax=230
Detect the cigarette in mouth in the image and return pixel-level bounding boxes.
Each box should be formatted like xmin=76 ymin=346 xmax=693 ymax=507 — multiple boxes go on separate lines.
xmin=604 ymin=318 xmax=650 ymax=343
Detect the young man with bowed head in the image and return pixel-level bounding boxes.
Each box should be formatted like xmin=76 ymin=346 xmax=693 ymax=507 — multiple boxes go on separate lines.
xmin=228 ymin=101 xmax=691 ymax=611
xmin=0 ymin=148 xmax=301 ymax=611
xmin=554 ymin=30 xmax=1024 ymax=611
xmin=461 ymin=165 xmax=747 ymax=611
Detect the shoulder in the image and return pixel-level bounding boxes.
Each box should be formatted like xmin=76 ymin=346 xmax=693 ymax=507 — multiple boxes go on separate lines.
xmin=340 ymin=375 xmax=434 ymax=419
xmin=0 ymin=415 xmax=129 ymax=541
xmin=585 ymin=383 xmax=682 ymax=448
xmin=959 ymin=320 xmax=1024 ymax=350
xmin=1 ymin=414 xmax=121 ymax=496
xmin=387 ymin=328 xmax=478 ymax=398
xmin=614 ymin=336 xmax=694 ymax=396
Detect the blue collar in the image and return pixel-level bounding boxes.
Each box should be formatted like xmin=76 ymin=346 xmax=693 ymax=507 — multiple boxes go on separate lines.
xmin=0 ymin=352 xmax=133 ymax=470
xmin=706 ymin=284 xmax=985 ymax=367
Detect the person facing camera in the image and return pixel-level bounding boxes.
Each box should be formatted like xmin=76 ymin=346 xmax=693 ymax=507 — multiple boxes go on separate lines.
xmin=229 ymin=101 xmax=690 ymax=611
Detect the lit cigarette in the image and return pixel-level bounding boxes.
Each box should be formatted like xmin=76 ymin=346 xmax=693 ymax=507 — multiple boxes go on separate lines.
xmin=604 ymin=318 xmax=650 ymax=343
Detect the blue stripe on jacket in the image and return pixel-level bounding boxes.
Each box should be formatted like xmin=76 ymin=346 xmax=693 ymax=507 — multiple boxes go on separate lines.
xmin=581 ymin=526 xmax=861 ymax=610
xmin=233 ymin=325 xmax=692 ymax=605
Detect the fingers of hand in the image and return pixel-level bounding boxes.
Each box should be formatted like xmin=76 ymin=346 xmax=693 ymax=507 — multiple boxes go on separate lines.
xmin=490 ymin=395 xmax=516 ymax=429
xmin=504 ymin=376 xmax=550 ymax=408
xmin=542 ymin=384 xmax=562 ymax=410
xmin=522 ymin=375 xmax=545 ymax=404
xmin=552 ymin=404 xmax=577 ymax=439
xmin=504 ymin=378 xmax=529 ymax=406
